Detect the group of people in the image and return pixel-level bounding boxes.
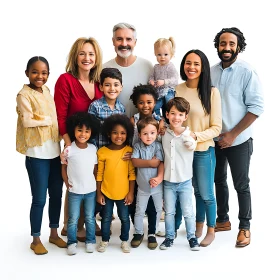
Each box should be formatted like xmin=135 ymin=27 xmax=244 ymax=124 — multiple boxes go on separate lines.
xmin=16 ymin=23 xmax=264 ymax=256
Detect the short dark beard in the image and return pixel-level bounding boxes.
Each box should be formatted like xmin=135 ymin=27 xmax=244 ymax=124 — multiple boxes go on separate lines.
xmin=218 ymin=49 xmax=238 ymax=62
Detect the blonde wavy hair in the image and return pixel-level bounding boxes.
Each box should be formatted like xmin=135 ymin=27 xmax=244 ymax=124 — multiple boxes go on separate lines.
xmin=66 ymin=37 xmax=102 ymax=82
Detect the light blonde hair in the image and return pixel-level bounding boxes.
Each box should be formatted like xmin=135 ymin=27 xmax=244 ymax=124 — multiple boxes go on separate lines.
xmin=154 ymin=37 xmax=176 ymax=57
xmin=66 ymin=37 xmax=102 ymax=83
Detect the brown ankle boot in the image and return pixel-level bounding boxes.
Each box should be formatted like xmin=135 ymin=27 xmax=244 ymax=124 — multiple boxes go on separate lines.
xmin=195 ymin=222 xmax=204 ymax=238
xmin=200 ymin=227 xmax=215 ymax=247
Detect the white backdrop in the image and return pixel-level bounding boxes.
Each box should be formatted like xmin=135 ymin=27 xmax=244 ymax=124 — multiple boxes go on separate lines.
xmin=1 ymin=0 xmax=279 ymax=279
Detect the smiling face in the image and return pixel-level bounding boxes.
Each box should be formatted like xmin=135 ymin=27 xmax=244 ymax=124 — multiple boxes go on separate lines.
xmin=100 ymin=77 xmax=122 ymax=102
xmin=166 ymin=105 xmax=188 ymax=129
xmin=136 ymin=94 xmax=156 ymax=118
xmin=155 ymin=45 xmax=172 ymax=66
xmin=217 ymin=32 xmax=239 ymax=66
xmin=184 ymin=52 xmax=202 ymax=83
xmin=74 ymin=125 xmax=91 ymax=147
xmin=25 ymin=60 xmax=49 ymax=92
xmin=77 ymin=42 xmax=96 ymax=72
xmin=109 ymin=124 xmax=127 ymax=147
xmin=113 ymin=28 xmax=136 ymax=59
xmin=139 ymin=124 xmax=158 ymax=146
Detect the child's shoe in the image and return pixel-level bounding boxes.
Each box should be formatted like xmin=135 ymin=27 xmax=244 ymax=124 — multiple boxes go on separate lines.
xmin=86 ymin=243 xmax=94 ymax=253
xmin=67 ymin=243 xmax=77 ymax=255
xmin=189 ymin=237 xmax=200 ymax=251
xmin=159 ymin=238 xmax=174 ymax=250
xmin=121 ymin=241 xmax=131 ymax=253
xmin=97 ymin=241 xmax=108 ymax=253
xmin=131 ymin=234 xmax=144 ymax=248
xmin=155 ymin=230 xmax=165 ymax=237
xmin=147 ymin=234 xmax=158 ymax=250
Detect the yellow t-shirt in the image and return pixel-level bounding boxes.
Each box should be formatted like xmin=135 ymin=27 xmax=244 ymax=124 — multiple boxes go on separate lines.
xmin=97 ymin=145 xmax=136 ymax=200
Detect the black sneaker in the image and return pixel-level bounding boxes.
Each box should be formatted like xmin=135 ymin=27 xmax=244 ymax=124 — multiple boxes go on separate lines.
xmin=147 ymin=235 xmax=158 ymax=250
xmin=130 ymin=234 xmax=144 ymax=248
xmin=189 ymin=237 xmax=200 ymax=251
xmin=159 ymin=238 xmax=174 ymax=250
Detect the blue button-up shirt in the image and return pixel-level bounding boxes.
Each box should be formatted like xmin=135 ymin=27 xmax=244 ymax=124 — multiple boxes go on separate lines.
xmin=132 ymin=140 xmax=164 ymax=194
xmin=211 ymin=59 xmax=264 ymax=146
xmin=88 ymin=96 xmax=125 ymax=149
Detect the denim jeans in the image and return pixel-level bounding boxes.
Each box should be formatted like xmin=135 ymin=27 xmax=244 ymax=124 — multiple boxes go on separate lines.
xmin=214 ymin=138 xmax=253 ymax=229
xmin=134 ymin=189 xmax=163 ymax=235
xmin=164 ymin=179 xmax=195 ymax=240
xmin=67 ymin=191 xmax=96 ymax=245
xmin=193 ymin=147 xmax=216 ymax=227
xmin=25 ymin=156 xmax=63 ymax=237
xmin=154 ymin=88 xmax=175 ymax=117
xmin=101 ymin=195 xmax=130 ymax=242
xmin=129 ymin=183 xmax=157 ymax=234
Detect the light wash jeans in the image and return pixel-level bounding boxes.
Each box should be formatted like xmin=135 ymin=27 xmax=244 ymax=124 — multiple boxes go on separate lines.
xmin=193 ymin=147 xmax=216 ymax=227
xmin=67 ymin=191 xmax=96 ymax=245
xmin=164 ymin=179 xmax=195 ymax=240
xmin=134 ymin=189 xmax=163 ymax=235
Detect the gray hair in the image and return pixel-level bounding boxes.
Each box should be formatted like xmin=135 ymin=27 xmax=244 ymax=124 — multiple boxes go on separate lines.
xmin=113 ymin=22 xmax=137 ymax=39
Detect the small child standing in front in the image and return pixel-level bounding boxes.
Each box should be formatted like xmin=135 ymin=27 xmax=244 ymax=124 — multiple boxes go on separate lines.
xmin=61 ymin=112 xmax=100 ymax=255
xmin=96 ymin=114 xmax=135 ymax=253
xmin=160 ymin=97 xmax=199 ymax=251
xmin=130 ymin=116 xmax=164 ymax=250
xmin=149 ymin=37 xmax=179 ymax=117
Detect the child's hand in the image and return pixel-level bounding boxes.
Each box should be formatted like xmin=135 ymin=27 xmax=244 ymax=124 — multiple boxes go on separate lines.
xmin=124 ymin=192 xmax=134 ymax=205
xmin=149 ymin=175 xmax=163 ymax=188
xmin=150 ymin=156 xmax=160 ymax=168
xmin=60 ymin=146 xmax=71 ymax=165
xmin=149 ymin=79 xmax=155 ymax=86
xmin=122 ymin=152 xmax=132 ymax=161
xmin=97 ymin=193 xmax=106 ymax=205
xmin=66 ymin=183 xmax=72 ymax=190
xmin=155 ymin=80 xmax=164 ymax=87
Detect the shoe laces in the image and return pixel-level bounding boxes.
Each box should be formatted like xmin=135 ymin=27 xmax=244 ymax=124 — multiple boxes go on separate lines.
xmin=121 ymin=241 xmax=130 ymax=250
xmin=238 ymin=229 xmax=250 ymax=238
xmin=189 ymin=238 xmax=199 ymax=247
xmin=162 ymin=238 xmax=173 ymax=247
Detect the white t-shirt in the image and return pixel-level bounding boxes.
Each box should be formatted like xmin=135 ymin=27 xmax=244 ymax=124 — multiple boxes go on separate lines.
xmin=67 ymin=142 xmax=97 ymax=194
xmin=103 ymin=57 xmax=153 ymax=117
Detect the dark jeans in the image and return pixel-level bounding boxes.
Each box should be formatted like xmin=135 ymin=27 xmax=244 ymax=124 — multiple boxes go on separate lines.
xmin=25 ymin=156 xmax=63 ymax=237
xmin=214 ymin=138 xmax=253 ymax=229
xmin=101 ymin=195 xmax=130 ymax=242
xmin=129 ymin=183 xmax=157 ymax=235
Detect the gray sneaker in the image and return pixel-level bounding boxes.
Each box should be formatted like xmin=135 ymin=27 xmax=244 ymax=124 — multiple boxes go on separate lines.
xmin=86 ymin=243 xmax=94 ymax=253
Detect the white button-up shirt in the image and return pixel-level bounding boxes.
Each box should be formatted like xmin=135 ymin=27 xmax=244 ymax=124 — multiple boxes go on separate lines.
xmin=162 ymin=127 xmax=194 ymax=183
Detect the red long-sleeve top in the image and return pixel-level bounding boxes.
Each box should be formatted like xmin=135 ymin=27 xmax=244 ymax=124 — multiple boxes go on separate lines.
xmin=54 ymin=73 xmax=103 ymax=136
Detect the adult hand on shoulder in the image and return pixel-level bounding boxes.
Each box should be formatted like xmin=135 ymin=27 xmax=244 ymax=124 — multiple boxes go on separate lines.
xmin=218 ymin=131 xmax=236 ymax=149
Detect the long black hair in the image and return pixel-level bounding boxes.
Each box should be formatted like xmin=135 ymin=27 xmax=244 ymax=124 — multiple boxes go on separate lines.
xmin=180 ymin=49 xmax=211 ymax=115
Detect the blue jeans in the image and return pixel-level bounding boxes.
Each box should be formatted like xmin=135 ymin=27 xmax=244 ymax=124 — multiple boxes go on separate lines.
xmin=67 ymin=191 xmax=96 ymax=245
xmin=101 ymin=195 xmax=130 ymax=242
xmin=193 ymin=147 xmax=216 ymax=227
xmin=154 ymin=88 xmax=175 ymax=116
xmin=25 ymin=156 xmax=63 ymax=237
xmin=164 ymin=180 xmax=195 ymax=240
xmin=215 ymin=138 xmax=253 ymax=229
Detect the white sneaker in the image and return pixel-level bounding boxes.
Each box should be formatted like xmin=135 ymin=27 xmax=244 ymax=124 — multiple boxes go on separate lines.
xmin=97 ymin=241 xmax=108 ymax=253
xmin=67 ymin=243 xmax=77 ymax=255
xmin=86 ymin=243 xmax=94 ymax=253
xmin=156 ymin=230 xmax=166 ymax=237
xmin=96 ymin=213 xmax=102 ymax=221
xmin=121 ymin=241 xmax=130 ymax=253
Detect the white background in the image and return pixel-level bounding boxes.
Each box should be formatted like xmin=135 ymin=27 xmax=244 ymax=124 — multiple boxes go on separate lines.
xmin=1 ymin=0 xmax=279 ymax=279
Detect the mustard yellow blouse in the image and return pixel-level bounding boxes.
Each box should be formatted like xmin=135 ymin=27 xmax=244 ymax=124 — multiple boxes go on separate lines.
xmin=16 ymin=85 xmax=61 ymax=155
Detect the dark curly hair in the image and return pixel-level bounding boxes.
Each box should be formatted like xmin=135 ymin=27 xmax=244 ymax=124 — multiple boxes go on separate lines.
xmin=66 ymin=111 xmax=101 ymax=142
xmin=130 ymin=84 xmax=159 ymax=107
xmin=102 ymin=114 xmax=134 ymax=146
xmin=213 ymin=27 xmax=247 ymax=52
